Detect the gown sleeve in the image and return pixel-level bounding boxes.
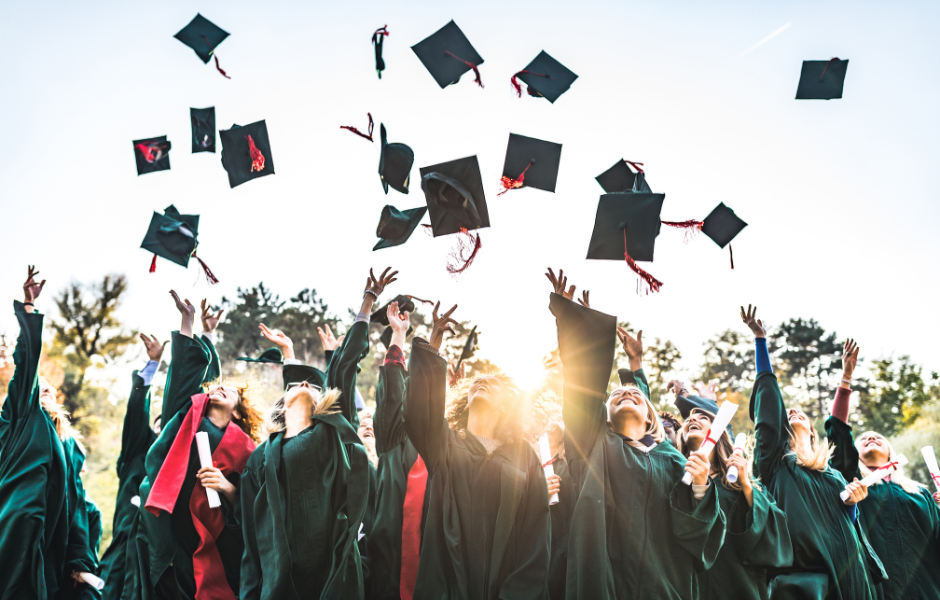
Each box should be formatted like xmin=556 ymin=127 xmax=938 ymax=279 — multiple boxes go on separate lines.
xmin=159 ymin=331 xmax=212 ymax=426
xmin=749 ymin=372 xmax=787 ymax=485
xmin=728 ymin=484 xmax=794 ymax=568
xmin=4 ymin=301 xmax=44 ymax=430
xmin=374 ymin=358 xmax=408 ymax=455
xmin=325 ymin=320 xmax=370 ymax=428
xmin=200 ymin=334 xmax=222 ymax=383
xmin=825 ymin=416 xmax=861 ymax=483
xmin=64 ymin=441 xmax=96 ymax=576
xmin=402 ymin=339 xmax=449 ymax=472
xmin=117 ymin=371 xmax=154 ymax=481
xmin=238 ymin=463 xmax=263 ymax=600
xmin=618 ymin=368 xmax=651 ymax=401
xmin=669 ymin=479 xmax=726 ymax=570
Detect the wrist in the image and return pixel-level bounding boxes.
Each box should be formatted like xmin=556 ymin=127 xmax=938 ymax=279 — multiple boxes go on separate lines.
xmin=628 ymin=359 xmax=642 ymax=371
xmin=390 ymin=332 xmax=407 ymax=349
xmin=281 ymin=347 xmax=295 ymax=360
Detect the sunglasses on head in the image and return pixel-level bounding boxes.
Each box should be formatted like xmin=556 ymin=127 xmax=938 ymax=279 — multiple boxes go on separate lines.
xmin=286 ymin=381 xmax=322 ymax=391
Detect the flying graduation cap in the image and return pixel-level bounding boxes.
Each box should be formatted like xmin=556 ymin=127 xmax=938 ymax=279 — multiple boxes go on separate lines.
xmin=220 ymin=120 xmax=274 ymax=188
xmin=372 ymin=294 xmax=426 ymax=349
xmin=420 ymin=156 xmax=489 ymax=274
xmin=174 ymin=14 xmax=232 ymax=78
xmin=595 ymin=160 xmax=652 ymax=194
xmin=140 ymin=205 xmax=219 ymax=283
xmin=587 ymin=193 xmax=666 ymax=293
xmin=499 ymin=133 xmax=562 ymax=195
xmin=379 ymin=124 xmax=414 ymax=194
xmin=510 ymin=51 xmax=578 ymax=103
xmin=373 ymin=25 xmax=389 ymax=79
xmin=701 ymin=203 xmax=748 ymax=268
xmin=133 ymin=136 xmax=171 ymax=175
xmin=237 ymin=347 xmax=283 ymax=364
xmin=796 ymin=58 xmax=849 ymax=100
xmin=374 ymin=205 xmax=428 ymax=250
xmin=191 ymin=107 xmax=216 ymax=153
xmin=412 ymin=20 xmax=484 ymax=89
xmin=454 ymin=325 xmax=478 ymax=373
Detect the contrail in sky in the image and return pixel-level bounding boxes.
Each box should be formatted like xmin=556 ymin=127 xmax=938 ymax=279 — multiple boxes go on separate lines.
xmin=737 ymin=22 xmax=792 ymax=57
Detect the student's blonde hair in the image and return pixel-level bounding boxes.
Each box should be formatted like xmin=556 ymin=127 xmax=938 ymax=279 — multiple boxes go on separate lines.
xmin=266 ymin=387 xmax=341 ymax=433
xmin=856 ymin=431 xmax=925 ymax=496
xmin=38 ymin=377 xmax=77 ymax=441
xmin=606 ymin=384 xmax=666 ymax=444
xmin=786 ymin=412 xmax=834 ymax=472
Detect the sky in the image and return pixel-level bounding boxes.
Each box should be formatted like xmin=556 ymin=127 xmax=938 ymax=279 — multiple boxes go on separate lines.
xmin=1 ymin=0 xmax=939 ymax=392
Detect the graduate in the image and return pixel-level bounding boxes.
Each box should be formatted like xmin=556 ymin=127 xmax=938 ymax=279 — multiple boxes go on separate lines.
xmin=825 ymin=339 xmax=940 ymax=600
xmin=402 ymin=299 xmax=551 ymax=599
xmin=98 ymin=335 xmax=164 ymax=600
xmin=0 ymin=266 xmax=77 ymax=600
xmin=540 ymin=417 xmax=575 ymax=600
xmin=547 ymin=268 xmax=725 ymax=600
xmin=239 ymin=267 xmax=397 ymax=600
xmin=125 ymin=293 xmax=261 ymax=600
xmin=743 ymin=305 xmax=886 ymax=600
xmin=668 ymin=382 xmax=793 ymax=600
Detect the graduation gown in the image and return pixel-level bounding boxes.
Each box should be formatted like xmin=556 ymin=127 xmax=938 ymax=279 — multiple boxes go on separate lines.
xmin=750 ymin=372 xmax=885 ymax=600
xmin=551 ymin=293 xmax=725 ymax=600
xmin=827 ymin=416 xmax=940 ymax=600
xmin=546 ymin=455 xmax=574 ymax=600
xmin=403 ymin=338 xmax=551 ymax=600
xmin=239 ymin=320 xmax=372 ymax=600
xmin=0 ymin=302 xmax=72 ymax=600
xmin=99 ymin=372 xmax=156 ymax=600
xmin=59 ymin=436 xmax=97 ymax=600
xmin=76 ymin=499 xmax=104 ymax=600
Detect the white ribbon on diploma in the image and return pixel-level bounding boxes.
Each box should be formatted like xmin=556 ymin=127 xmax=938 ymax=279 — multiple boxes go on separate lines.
xmin=78 ymin=572 xmax=105 ymax=590
xmin=726 ymin=432 xmax=749 ymax=483
xmin=840 ymin=455 xmax=908 ymax=501
xmin=921 ymin=446 xmax=940 ymax=492
xmin=682 ymin=401 xmax=739 ymax=485
xmin=538 ymin=433 xmax=559 ymax=505
xmin=195 ymin=431 xmax=222 ymax=509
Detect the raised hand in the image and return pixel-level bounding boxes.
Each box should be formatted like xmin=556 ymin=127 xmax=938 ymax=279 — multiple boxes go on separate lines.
xmin=617 ymin=326 xmax=643 ymax=371
xmin=170 ymin=290 xmax=196 ymax=338
xmin=577 ymin=290 xmax=590 ymax=308
xmin=685 ymin=451 xmax=711 ymax=487
xmin=740 ymin=305 xmax=766 ymax=338
xmin=387 ymin=302 xmax=410 ymax=335
xmin=842 ymin=339 xmax=860 ymax=381
xmin=317 ymin=324 xmax=344 ymax=352
xmin=666 ymin=380 xmax=690 ymax=398
xmin=694 ymin=379 xmax=719 ymax=401
xmin=366 ymin=266 xmax=399 ymax=299
xmin=23 ymin=265 xmax=46 ymax=305
xmin=545 ymin=267 xmax=576 ymax=300
xmin=140 ymin=334 xmax=168 ymax=362
xmin=448 ymin=361 xmax=466 ymax=387
xmin=260 ymin=323 xmax=294 ymax=360
xmin=200 ymin=299 xmax=225 ymax=334
xmin=429 ymin=301 xmax=458 ymax=350
xmin=842 ymin=477 xmax=869 ymax=506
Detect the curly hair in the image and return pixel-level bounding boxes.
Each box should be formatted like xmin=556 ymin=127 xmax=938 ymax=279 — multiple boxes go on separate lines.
xmin=446 ymin=373 xmax=528 ymax=445
xmin=233 ymin=382 xmax=264 ymax=444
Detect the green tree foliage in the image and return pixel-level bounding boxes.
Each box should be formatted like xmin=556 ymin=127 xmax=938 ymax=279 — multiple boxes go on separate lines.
xmin=771 ymin=318 xmax=842 ymax=423
xmin=215 ymin=283 xmax=286 ymax=370
xmin=853 ymin=357 xmax=939 ymax=437
xmin=699 ymin=329 xmax=754 ymax=394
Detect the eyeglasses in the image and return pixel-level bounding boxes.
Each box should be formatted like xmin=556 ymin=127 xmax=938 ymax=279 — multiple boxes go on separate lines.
xmin=286 ymin=382 xmax=322 ymax=391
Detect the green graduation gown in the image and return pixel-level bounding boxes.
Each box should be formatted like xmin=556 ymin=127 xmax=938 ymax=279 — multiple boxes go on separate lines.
xmin=60 ymin=436 xmax=97 ymax=600
xmin=99 ymin=372 xmax=156 ymax=600
xmin=750 ymin=372 xmax=885 ymax=600
xmin=239 ymin=320 xmax=372 ymax=600
xmin=76 ymin=498 xmax=104 ymax=600
xmin=403 ymin=338 xmax=551 ymax=600
xmin=827 ymin=416 xmax=940 ymax=600
xmin=0 ymin=302 xmax=72 ymax=600
xmin=551 ymin=294 xmax=726 ymax=600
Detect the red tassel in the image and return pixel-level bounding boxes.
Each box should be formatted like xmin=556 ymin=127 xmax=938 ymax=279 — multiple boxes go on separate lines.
xmin=820 ymin=57 xmax=840 ymax=81
xmin=446 ymin=228 xmax=482 ymax=275
xmin=498 ymin=161 xmax=533 ymax=196
xmin=624 ymin=160 xmax=644 ymax=174
xmin=445 ymin=51 xmax=484 ymax=88
xmin=149 ymin=254 xmax=158 ymax=273
xmin=214 ymin=55 xmax=231 ymax=79
xmin=194 ymin=255 xmax=219 ymax=285
xmin=661 ymin=220 xmax=704 ymax=243
xmin=372 ymin=25 xmax=389 ymax=44
xmin=135 ymin=142 xmax=168 ymax=164
xmin=729 ymin=245 xmax=734 ymax=270
xmin=340 ymin=113 xmax=375 ymax=142
xmin=406 ymin=295 xmax=434 ymax=306
xmin=624 ymin=230 xmax=663 ymax=294
xmin=246 ymin=135 xmax=265 ymax=172
xmin=510 ymin=70 xmax=549 ymax=97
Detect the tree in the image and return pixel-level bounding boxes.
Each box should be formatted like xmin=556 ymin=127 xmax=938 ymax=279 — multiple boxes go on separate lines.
xmin=698 ymin=329 xmax=754 ymax=395
xmin=854 ymin=357 xmax=938 ymax=436
xmin=771 ymin=318 xmax=841 ymax=423
xmin=277 ymin=288 xmax=340 ymax=367
xmin=644 ymin=338 xmax=682 ymax=408
xmin=216 ymin=283 xmax=286 ymax=369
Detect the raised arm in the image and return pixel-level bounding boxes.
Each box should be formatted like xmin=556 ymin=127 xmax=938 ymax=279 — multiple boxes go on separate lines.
xmin=198 ymin=299 xmax=224 ymax=383
xmin=374 ymin=302 xmax=409 ymax=454
xmin=160 ymin=291 xmax=211 ymax=425
xmin=117 ymin=334 xmax=164 ymax=479
xmin=4 ymin=267 xmax=46 ymax=429
xmin=617 ymin=327 xmax=650 ymax=399
xmin=826 ymin=339 xmax=862 ymax=482
xmin=743 ymin=305 xmax=786 ymax=483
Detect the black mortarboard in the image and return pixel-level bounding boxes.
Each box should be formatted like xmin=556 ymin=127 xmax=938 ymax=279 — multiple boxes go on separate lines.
xmin=501 ymin=133 xmax=562 ymax=193
xmin=419 ymin=156 xmax=490 ymax=236
xmin=174 ymin=14 xmax=230 ymax=64
xmin=374 ymin=205 xmax=427 ymax=251
xmin=587 ymin=193 xmax=665 ymax=263
xmin=701 ymin=203 xmax=747 ymax=249
xmin=411 ymin=20 xmax=485 ymax=89
xmin=220 ymin=120 xmax=274 ymax=188
xmin=371 ymin=295 xmax=423 ymax=325
xmin=133 ymin=136 xmax=171 ymax=176
xmin=674 ymin=395 xmax=733 ymax=436
xmin=455 ymin=325 xmax=478 ymax=371
xmin=191 ymin=107 xmax=216 ymax=153
xmin=237 ymin=347 xmax=283 ymax=364
xmin=282 ymin=364 xmax=326 ymax=391
xmin=595 ymin=160 xmax=652 ymax=194
xmin=796 ymin=58 xmax=849 ymax=100
xmin=512 ymin=51 xmax=578 ymax=103
xmin=140 ymin=205 xmax=200 ymax=268
xmin=372 ymin=25 xmax=389 ymax=79
xmin=379 ymin=124 xmax=414 ymax=194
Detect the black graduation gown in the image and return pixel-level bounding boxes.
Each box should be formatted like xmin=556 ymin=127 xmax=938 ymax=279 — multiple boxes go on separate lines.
xmin=546 ymin=455 xmax=574 ymax=600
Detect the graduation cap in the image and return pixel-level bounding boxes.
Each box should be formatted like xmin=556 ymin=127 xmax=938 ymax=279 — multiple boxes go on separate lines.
xmin=510 ymin=51 xmax=578 ymax=103
xmin=420 ymin=156 xmax=490 ymax=236
xmin=140 ymin=205 xmax=219 ymax=283
xmin=454 ymin=325 xmax=478 ymax=372
xmin=674 ymin=395 xmax=733 ymax=437
xmin=374 ymin=205 xmax=427 ymax=251
xmin=174 ymin=14 xmax=231 ymax=78
xmin=412 ymin=20 xmax=484 ymax=89
xmin=796 ymin=58 xmax=848 ymax=100
xmin=371 ymin=294 xmax=431 ymax=325
xmin=282 ymin=364 xmax=326 ymax=391
xmin=191 ymin=107 xmax=216 ymax=153
xmin=595 ymin=160 xmax=651 ymax=194
xmin=133 ymin=136 xmax=171 ymax=176
xmin=372 ymin=25 xmax=389 ymax=79
xmin=587 ymin=193 xmax=666 ymax=292
xmin=379 ymin=124 xmax=414 ymax=194
xmin=220 ymin=120 xmax=274 ymax=188
xmin=701 ymin=203 xmax=747 ymax=269
xmin=499 ymin=133 xmax=562 ymax=195
xmin=237 ymin=347 xmax=283 ymax=364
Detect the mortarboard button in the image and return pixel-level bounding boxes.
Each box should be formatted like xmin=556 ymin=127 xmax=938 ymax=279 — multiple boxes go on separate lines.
xmin=237 ymin=347 xmax=283 ymax=364
xmin=133 ymin=136 xmax=171 ymax=176
xmin=500 ymin=133 xmax=562 ymax=195
xmin=587 ymin=193 xmax=666 ymax=292
xmin=510 ymin=51 xmax=578 ymax=103
xmin=595 ymin=159 xmax=651 ymax=194
xmin=379 ymin=124 xmax=414 ymax=194
xmin=412 ymin=20 xmax=484 ymax=89
xmin=220 ymin=120 xmax=274 ymax=188
xmin=174 ymin=14 xmax=231 ymax=78
xmin=372 ymin=25 xmax=389 ymax=79
xmin=374 ymin=205 xmax=428 ymax=251
xmin=191 ymin=107 xmax=216 ymax=153
xmin=140 ymin=205 xmax=219 ymax=283
xmin=796 ymin=58 xmax=848 ymax=100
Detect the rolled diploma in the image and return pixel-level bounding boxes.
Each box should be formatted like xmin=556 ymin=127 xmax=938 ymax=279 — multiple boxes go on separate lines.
xmin=195 ymin=431 xmax=221 ymax=509
xmin=726 ymin=432 xmax=749 ymax=483
xmin=840 ymin=455 xmax=909 ymax=501
xmin=130 ymin=495 xmax=140 ymax=507
xmin=922 ymin=446 xmax=940 ymax=492
xmin=78 ymin=572 xmax=105 ymax=590
xmin=539 ymin=433 xmax=559 ymax=505
xmin=682 ymin=401 xmax=739 ymax=485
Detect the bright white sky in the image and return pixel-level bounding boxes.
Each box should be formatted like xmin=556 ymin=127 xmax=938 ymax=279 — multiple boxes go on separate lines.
xmin=2 ymin=0 xmax=939 ymax=391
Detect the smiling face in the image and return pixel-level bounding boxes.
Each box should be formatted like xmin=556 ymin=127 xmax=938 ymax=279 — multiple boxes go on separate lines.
xmin=468 ymin=376 xmax=507 ymax=410
xmin=857 ymin=431 xmax=890 ymax=466
xmin=787 ymin=408 xmax=813 ymax=437
xmin=359 ymin=416 xmax=374 ymax=440
xmin=606 ymin=385 xmax=651 ymax=427
xmin=39 ymin=378 xmax=57 ymax=403
xmin=207 ymin=384 xmax=242 ymax=420
xmin=680 ymin=410 xmax=714 ymax=452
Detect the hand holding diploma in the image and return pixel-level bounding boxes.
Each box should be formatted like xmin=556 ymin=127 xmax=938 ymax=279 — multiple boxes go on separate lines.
xmin=73 ymin=572 xmax=105 ymax=590
xmin=682 ymin=400 xmax=739 ymax=485
xmin=195 ymin=431 xmax=224 ymax=508
xmin=726 ymin=432 xmax=748 ymax=483
xmin=921 ymin=446 xmax=940 ymax=493
xmin=840 ymin=455 xmax=908 ymax=502
xmin=539 ymin=433 xmax=559 ymax=505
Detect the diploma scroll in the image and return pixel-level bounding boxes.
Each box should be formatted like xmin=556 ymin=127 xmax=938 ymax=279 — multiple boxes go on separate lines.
xmin=78 ymin=572 xmax=105 ymax=590
xmin=539 ymin=433 xmax=559 ymax=505
xmin=682 ymin=401 xmax=739 ymax=485
xmin=195 ymin=431 xmax=222 ymax=509
xmin=130 ymin=495 xmax=140 ymax=507
xmin=840 ymin=455 xmax=908 ymax=501
xmin=922 ymin=446 xmax=940 ymax=492
xmin=726 ymin=432 xmax=749 ymax=483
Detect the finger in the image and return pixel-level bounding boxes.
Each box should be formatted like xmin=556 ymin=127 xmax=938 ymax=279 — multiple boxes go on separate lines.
xmin=216 ymin=309 xmax=225 ymax=320
xmin=432 ymin=301 xmax=440 ymax=320
xmin=567 ymin=285 xmax=576 ymax=297
xmin=161 ymin=341 xmax=168 ymax=350
xmin=385 ymin=269 xmax=399 ymax=282
xmin=184 ymin=299 xmax=192 ymax=308
xmin=380 ymin=266 xmax=392 ymax=282
xmin=545 ymin=271 xmax=556 ymax=287
xmin=636 ymin=331 xmax=643 ymax=346
xmin=201 ymin=298 xmax=207 ymax=311
xmin=369 ymin=268 xmax=376 ymax=285
xmin=170 ymin=290 xmax=180 ymax=302
xmin=442 ymin=304 xmax=458 ymax=318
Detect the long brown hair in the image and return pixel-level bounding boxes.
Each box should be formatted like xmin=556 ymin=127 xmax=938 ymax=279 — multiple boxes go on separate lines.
xmin=446 ymin=373 xmax=524 ymax=444
xmin=676 ymin=408 xmax=744 ymax=491
xmin=38 ymin=377 xmax=77 ymax=441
